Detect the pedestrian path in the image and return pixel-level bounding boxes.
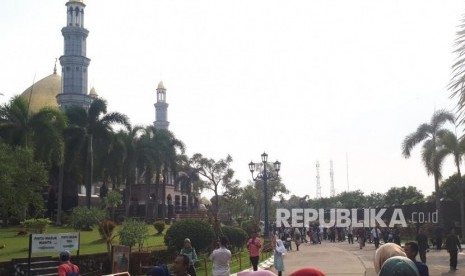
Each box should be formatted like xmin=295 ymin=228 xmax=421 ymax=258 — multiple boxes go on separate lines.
xmin=233 ymin=241 xmax=465 ymax=276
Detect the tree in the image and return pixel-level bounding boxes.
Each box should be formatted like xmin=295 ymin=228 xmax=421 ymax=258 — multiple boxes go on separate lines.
xmin=334 ymin=190 xmax=366 ymax=209
xmin=0 ymin=142 xmax=48 ymax=225
xmin=436 ymin=128 xmax=465 ymax=238
xmin=402 ymin=110 xmax=454 ymax=226
xmin=65 ymin=98 xmax=129 ymax=208
xmin=104 ymin=190 xmax=122 ymax=221
xmin=118 ymin=126 xmax=144 ymax=216
xmin=136 ymin=126 xmax=184 ymax=220
xmin=189 ymin=153 xmax=239 ymax=235
xmin=118 ymin=219 xmax=149 ymax=251
xmin=0 ymin=96 xmax=66 ymax=166
xmin=449 ymin=15 xmax=465 ymax=125
xmin=384 ymin=186 xmax=424 ymax=206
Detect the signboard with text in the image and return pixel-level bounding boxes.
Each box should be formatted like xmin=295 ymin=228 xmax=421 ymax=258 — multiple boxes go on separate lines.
xmin=31 ymin=233 xmax=80 ymax=253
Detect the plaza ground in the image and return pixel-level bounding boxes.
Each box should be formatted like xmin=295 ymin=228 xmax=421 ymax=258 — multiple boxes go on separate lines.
xmin=246 ymin=240 xmax=465 ymax=276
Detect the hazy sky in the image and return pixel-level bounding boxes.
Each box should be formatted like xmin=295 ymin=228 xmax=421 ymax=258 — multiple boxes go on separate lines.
xmin=1 ymin=0 xmax=464 ymax=200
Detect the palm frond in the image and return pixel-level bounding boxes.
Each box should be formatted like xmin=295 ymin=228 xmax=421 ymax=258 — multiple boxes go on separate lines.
xmin=402 ymin=123 xmax=430 ymax=157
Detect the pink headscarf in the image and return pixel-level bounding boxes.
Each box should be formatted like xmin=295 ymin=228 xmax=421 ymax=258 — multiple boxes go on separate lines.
xmin=237 ymin=271 xmax=277 ymax=276
xmin=374 ymin=243 xmax=406 ymax=274
xmin=289 ymin=268 xmax=325 ymax=276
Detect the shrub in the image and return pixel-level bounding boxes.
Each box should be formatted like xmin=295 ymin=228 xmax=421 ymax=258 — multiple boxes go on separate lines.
xmin=154 ymin=220 xmax=166 ymax=235
xmin=164 ymin=219 xmax=215 ymax=252
xmin=98 ymin=219 xmax=117 ymax=240
xmin=119 ymin=219 xmax=149 ymax=250
xmin=70 ymin=207 xmax=106 ymax=231
xmin=221 ymin=225 xmax=247 ymax=253
xmin=22 ymin=218 xmax=52 ymax=234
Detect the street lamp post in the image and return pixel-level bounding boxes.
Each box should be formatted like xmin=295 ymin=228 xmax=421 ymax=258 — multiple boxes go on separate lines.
xmin=248 ymin=152 xmax=281 ymax=242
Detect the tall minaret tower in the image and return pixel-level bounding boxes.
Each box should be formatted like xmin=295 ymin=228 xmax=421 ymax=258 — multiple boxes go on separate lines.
xmin=154 ymin=81 xmax=169 ymax=129
xmin=57 ymin=0 xmax=93 ymax=110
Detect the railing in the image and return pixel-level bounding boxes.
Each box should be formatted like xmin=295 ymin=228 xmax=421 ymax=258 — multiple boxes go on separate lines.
xmin=102 ymin=273 xmax=131 ymax=276
xmin=137 ymin=246 xmax=273 ymax=276
xmin=195 ymin=246 xmax=273 ymax=276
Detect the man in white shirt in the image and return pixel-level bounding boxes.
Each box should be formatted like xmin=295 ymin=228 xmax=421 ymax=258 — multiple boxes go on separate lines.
xmin=371 ymin=226 xmax=382 ymax=249
xmin=209 ymin=236 xmax=232 ymax=276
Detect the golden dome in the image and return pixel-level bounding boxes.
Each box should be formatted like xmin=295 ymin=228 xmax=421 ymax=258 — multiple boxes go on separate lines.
xmin=157 ymin=81 xmax=165 ymax=90
xmin=20 ymin=73 xmax=61 ymax=113
xmin=89 ymin=87 xmax=98 ymax=97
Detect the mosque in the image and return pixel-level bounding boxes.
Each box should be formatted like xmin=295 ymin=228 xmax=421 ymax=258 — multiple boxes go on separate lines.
xmin=18 ymin=0 xmax=202 ymax=218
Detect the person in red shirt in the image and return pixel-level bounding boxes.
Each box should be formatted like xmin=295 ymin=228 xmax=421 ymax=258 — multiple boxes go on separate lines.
xmin=58 ymin=250 xmax=79 ymax=276
xmin=247 ymin=232 xmax=262 ymax=271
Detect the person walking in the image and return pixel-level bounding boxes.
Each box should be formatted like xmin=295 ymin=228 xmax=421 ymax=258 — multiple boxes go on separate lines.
xmin=347 ymin=225 xmax=354 ymax=244
xmin=180 ymin=238 xmax=198 ymax=276
xmin=445 ymin=228 xmax=462 ymax=271
xmin=416 ymin=229 xmax=428 ymax=263
xmin=274 ymin=238 xmax=286 ymax=276
xmin=247 ymin=232 xmax=262 ymax=271
xmin=371 ymin=226 xmax=382 ymax=249
xmin=58 ymin=250 xmax=79 ymax=276
xmin=294 ymin=228 xmax=302 ymax=251
xmin=209 ymin=236 xmax=232 ymax=276
xmin=357 ymin=227 xmax=366 ymax=249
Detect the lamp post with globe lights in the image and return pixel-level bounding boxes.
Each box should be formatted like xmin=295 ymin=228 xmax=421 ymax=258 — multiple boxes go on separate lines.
xmin=248 ymin=152 xmax=281 ymax=242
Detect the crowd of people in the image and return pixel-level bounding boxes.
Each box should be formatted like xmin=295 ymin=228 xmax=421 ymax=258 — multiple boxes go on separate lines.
xmin=57 ymin=225 xmax=462 ymax=276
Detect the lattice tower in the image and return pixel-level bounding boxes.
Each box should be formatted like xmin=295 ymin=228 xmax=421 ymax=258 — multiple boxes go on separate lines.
xmin=316 ymin=161 xmax=321 ymax=199
xmin=330 ymin=160 xmax=335 ymax=197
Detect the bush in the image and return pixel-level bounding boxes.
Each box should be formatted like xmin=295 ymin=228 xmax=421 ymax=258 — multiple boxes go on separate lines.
xmin=70 ymin=207 xmax=106 ymax=231
xmin=240 ymin=219 xmax=260 ymax=236
xmin=221 ymin=225 xmax=247 ymax=253
xmin=98 ymin=219 xmax=117 ymax=240
xmin=154 ymin=220 xmax=166 ymax=235
xmin=119 ymin=219 xmax=149 ymax=250
xmin=22 ymin=218 xmax=52 ymax=234
xmin=164 ymin=219 xmax=215 ymax=252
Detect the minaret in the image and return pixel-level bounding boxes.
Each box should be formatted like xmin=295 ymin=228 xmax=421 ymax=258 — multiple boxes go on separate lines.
xmin=56 ymin=0 xmax=93 ymax=110
xmin=154 ymin=81 xmax=169 ymax=129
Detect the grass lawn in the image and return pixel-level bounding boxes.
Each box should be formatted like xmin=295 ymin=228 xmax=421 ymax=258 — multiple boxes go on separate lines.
xmin=0 ymin=224 xmax=166 ymax=262
xmin=0 ymin=225 xmax=272 ymax=275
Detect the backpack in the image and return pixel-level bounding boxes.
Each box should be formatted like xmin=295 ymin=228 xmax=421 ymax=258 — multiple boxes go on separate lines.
xmin=65 ymin=263 xmax=79 ymax=276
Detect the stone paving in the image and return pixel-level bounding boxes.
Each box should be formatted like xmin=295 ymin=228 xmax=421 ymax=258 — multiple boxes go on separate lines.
xmin=235 ymin=240 xmax=465 ymax=276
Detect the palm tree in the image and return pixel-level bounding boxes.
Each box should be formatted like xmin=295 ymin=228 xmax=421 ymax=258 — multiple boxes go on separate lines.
xmin=449 ymin=16 xmax=465 ymax=124
xmin=65 ymin=98 xmax=129 ymax=208
xmin=0 ymin=96 xmax=67 ymax=223
xmin=117 ymin=126 xmax=144 ymax=216
xmin=137 ymin=126 xmax=185 ymax=220
xmin=437 ymin=128 xmax=465 ymax=238
xmin=0 ymin=96 xmax=66 ymax=166
xmin=155 ymin=129 xmax=185 ymax=219
xmin=402 ymin=110 xmax=454 ymax=227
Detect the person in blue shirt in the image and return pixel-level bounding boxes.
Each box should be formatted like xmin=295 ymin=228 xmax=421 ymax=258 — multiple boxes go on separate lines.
xmin=404 ymin=241 xmax=429 ymax=276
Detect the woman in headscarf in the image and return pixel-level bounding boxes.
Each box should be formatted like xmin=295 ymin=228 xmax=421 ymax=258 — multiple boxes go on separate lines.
xmin=289 ymin=267 xmax=325 ymax=276
xmin=274 ymin=238 xmax=286 ymax=276
xmin=180 ymin=238 xmax=198 ymax=276
xmin=237 ymin=271 xmax=277 ymax=276
xmin=374 ymin=243 xmax=407 ymax=274
xmin=379 ymin=256 xmax=420 ymax=276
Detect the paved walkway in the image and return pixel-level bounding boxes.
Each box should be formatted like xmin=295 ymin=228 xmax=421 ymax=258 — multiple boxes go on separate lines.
xmin=237 ymin=241 xmax=465 ymax=276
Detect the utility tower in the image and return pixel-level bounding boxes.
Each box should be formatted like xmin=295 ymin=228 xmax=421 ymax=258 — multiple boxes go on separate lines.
xmin=316 ymin=161 xmax=321 ymax=199
xmin=330 ymin=160 xmax=335 ymax=197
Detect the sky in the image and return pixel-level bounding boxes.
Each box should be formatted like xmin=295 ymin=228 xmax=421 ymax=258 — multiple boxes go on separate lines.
xmin=1 ymin=0 xmax=465 ymax=200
